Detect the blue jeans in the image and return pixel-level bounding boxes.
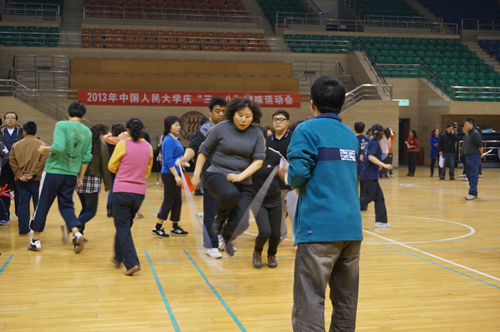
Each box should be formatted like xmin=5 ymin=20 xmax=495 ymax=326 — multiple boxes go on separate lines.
xmin=440 ymin=155 xmax=456 ymax=179
xmin=30 ymin=173 xmax=81 ymax=232
xmin=107 ymin=172 xmax=116 ymax=205
xmin=202 ymin=186 xmax=219 ymax=249
xmin=17 ymin=180 xmax=40 ymax=235
xmin=292 ymin=241 xmax=361 ymax=332
xmin=77 ymin=192 xmax=99 ymax=233
xmin=465 ymin=154 xmax=481 ymax=196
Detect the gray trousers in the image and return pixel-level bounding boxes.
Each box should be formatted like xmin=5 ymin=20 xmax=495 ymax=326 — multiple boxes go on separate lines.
xmin=280 ymin=189 xmax=298 ymax=241
xmin=292 ymin=241 xmax=361 ymax=332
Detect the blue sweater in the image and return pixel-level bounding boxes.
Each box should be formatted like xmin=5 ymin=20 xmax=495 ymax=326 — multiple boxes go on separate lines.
xmin=287 ymin=113 xmax=363 ymax=244
xmin=161 ymin=134 xmax=183 ymax=174
xmin=430 ymin=136 xmax=439 ymax=158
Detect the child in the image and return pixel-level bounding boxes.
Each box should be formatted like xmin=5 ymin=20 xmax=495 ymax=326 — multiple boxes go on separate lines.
xmin=28 ymin=102 xmax=93 ymax=253
xmin=360 ymin=124 xmax=393 ymax=228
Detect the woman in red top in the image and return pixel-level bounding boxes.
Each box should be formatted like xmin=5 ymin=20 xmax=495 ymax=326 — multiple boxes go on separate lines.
xmin=406 ymin=130 xmax=419 ymax=176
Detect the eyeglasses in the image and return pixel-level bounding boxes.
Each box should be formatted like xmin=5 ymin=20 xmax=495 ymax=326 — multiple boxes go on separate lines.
xmin=273 ymin=118 xmax=287 ymax=123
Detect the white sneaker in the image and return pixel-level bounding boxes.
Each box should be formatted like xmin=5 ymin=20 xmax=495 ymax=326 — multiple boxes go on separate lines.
xmin=72 ymin=231 xmax=85 ymax=254
xmin=374 ymin=222 xmax=390 ymax=228
xmin=459 ymin=174 xmax=466 ymax=178
xmin=464 ymin=194 xmax=477 ymax=200
xmin=479 ymin=174 xmax=482 ymax=178
xmin=206 ymin=248 xmax=223 ymax=259
xmin=28 ymin=239 xmax=41 ymax=251
xmin=462 ymin=177 xmax=468 ymax=181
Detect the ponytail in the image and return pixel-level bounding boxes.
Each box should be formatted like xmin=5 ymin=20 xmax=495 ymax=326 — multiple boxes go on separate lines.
xmin=126 ymin=117 xmax=144 ymax=141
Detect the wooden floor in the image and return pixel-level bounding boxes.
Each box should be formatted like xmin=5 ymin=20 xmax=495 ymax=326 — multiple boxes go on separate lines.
xmin=1 ymin=168 xmax=500 ymax=331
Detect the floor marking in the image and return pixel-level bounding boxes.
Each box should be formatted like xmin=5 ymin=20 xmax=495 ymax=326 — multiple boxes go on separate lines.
xmin=184 ymin=250 xmax=247 ymax=332
xmin=385 ymin=194 xmax=468 ymax=212
xmin=364 ymin=230 xmax=500 ymax=283
xmin=144 ymin=197 xmax=158 ymax=215
xmin=144 ymin=250 xmax=181 ymax=332
xmin=0 ymin=255 xmax=14 ymax=276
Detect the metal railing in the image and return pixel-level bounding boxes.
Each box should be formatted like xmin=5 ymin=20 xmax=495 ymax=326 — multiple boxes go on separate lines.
xmin=10 ymin=54 xmax=71 ymax=73
xmin=83 ymin=5 xmax=262 ymax=27
xmin=297 ymin=74 xmax=356 ymax=93
xmin=342 ymin=84 xmax=393 ymax=112
xmin=0 ymin=8 xmax=59 ymax=19
xmin=365 ymin=15 xmax=439 ymax=23
xmin=292 ymin=60 xmax=346 ymax=77
xmin=458 ymin=140 xmax=500 ymax=161
xmin=282 ymin=16 xmax=365 ymax=32
xmin=5 ymin=2 xmax=60 ymax=12
xmin=286 ymin=40 xmax=350 ymax=53
xmin=356 ymin=38 xmax=389 ymax=87
xmin=461 ymin=19 xmax=500 ymax=31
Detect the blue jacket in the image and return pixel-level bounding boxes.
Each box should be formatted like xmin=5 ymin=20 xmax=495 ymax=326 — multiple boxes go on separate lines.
xmin=430 ymin=136 xmax=439 ymax=158
xmin=287 ymin=113 xmax=363 ymax=244
xmin=161 ymin=134 xmax=183 ymax=174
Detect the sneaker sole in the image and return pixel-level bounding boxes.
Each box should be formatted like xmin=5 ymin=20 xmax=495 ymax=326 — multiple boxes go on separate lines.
xmin=151 ymin=232 xmax=169 ymax=238
xmin=74 ymin=245 xmax=84 ymax=254
xmin=206 ymin=254 xmax=223 ymax=259
xmin=170 ymin=233 xmax=188 ymax=237
xmin=28 ymin=245 xmax=39 ymax=251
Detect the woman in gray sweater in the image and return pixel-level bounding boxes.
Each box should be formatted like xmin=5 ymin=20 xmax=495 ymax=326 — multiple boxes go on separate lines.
xmin=192 ymin=97 xmax=265 ymax=252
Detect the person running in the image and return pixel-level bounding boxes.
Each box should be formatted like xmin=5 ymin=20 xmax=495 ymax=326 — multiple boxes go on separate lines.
xmin=108 ymin=117 xmax=153 ymax=276
xmin=75 ymin=124 xmax=111 ymax=241
xmin=152 ymin=115 xmax=188 ymax=238
xmin=180 ymin=97 xmax=227 ymax=258
xmin=430 ymin=128 xmax=440 ymax=177
xmin=28 ymin=102 xmax=92 ymax=253
xmin=192 ymin=97 xmax=265 ymax=255
xmin=252 ymin=127 xmax=283 ymax=269
xmin=406 ymin=130 xmax=419 ymax=176
xmin=360 ymin=124 xmax=393 ymax=228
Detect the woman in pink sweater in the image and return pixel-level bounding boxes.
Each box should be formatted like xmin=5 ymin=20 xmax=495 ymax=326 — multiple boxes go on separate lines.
xmin=108 ymin=117 xmax=153 ymax=276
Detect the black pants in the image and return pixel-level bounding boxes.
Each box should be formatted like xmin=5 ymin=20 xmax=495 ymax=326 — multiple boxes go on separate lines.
xmin=379 ymin=155 xmax=390 ymax=178
xmin=359 ymin=180 xmax=387 ymax=223
xmin=202 ymin=186 xmax=219 ymax=249
xmin=387 ymin=153 xmax=393 ymax=175
xmin=407 ymin=151 xmax=417 ymax=175
xmin=254 ymin=194 xmax=282 ymax=256
xmin=113 ymin=192 xmax=144 ymax=270
xmin=205 ymin=172 xmax=254 ymax=239
xmin=17 ymin=180 xmax=39 ymax=235
xmin=157 ymin=173 xmax=181 ymax=222
xmin=357 ymin=173 xmax=367 ymax=210
xmin=430 ymin=157 xmax=441 ymax=176
xmin=0 ymin=163 xmax=19 ymax=221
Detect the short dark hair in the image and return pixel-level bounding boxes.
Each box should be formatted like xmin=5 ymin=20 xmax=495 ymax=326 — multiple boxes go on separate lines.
xmin=23 ymin=121 xmax=37 ymax=135
xmin=272 ymin=109 xmax=290 ymax=120
xmin=372 ymin=124 xmax=384 ymax=141
xmin=446 ymin=124 xmax=453 ymax=129
xmin=310 ymin=76 xmax=345 ymax=113
xmin=4 ymin=112 xmax=18 ymax=120
xmin=226 ymin=97 xmax=262 ymax=125
xmin=384 ymin=128 xmax=391 ymax=138
xmin=464 ymin=118 xmax=474 ymax=125
xmin=111 ymin=122 xmax=126 ymax=136
xmin=68 ymin=102 xmax=86 ymax=118
xmin=163 ymin=115 xmax=180 ymax=137
xmin=126 ymin=117 xmax=144 ymax=141
xmin=208 ymin=97 xmax=227 ymax=111
xmin=354 ymin=121 xmax=365 ymax=134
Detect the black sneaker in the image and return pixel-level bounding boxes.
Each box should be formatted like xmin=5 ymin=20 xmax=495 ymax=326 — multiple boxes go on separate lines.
xmin=450 ymin=177 xmax=455 ymax=180
xmin=152 ymin=227 xmax=169 ymax=238
xmin=171 ymin=225 xmax=188 ymax=236
xmin=439 ymin=177 xmax=445 ymax=180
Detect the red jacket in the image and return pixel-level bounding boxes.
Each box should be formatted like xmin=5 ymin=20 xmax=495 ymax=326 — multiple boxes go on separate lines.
xmin=406 ymin=137 xmax=419 ymax=152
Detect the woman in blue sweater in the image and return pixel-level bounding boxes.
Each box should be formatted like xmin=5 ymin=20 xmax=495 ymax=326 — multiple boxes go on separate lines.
xmin=152 ymin=116 xmax=188 ymax=238
xmin=430 ymin=128 xmax=440 ymax=177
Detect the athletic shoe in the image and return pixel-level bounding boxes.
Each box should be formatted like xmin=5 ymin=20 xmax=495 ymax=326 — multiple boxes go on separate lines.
xmin=390 ymin=174 xmax=394 ymax=178
xmin=84 ymin=238 xmax=90 ymax=244
xmin=28 ymin=239 xmax=41 ymax=251
xmin=206 ymin=248 xmax=223 ymax=259
xmin=462 ymin=177 xmax=468 ymax=181
xmin=430 ymin=174 xmax=433 ymax=177
xmin=171 ymin=225 xmax=188 ymax=236
xmin=73 ymin=231 xmax=85 ymax=254
xmin=218 ymin=236 xmax=225 ymax=252
xmin=0 ymin=220 xmax=9 ymax=226
xmin=151 ymin=227 xmax=169 ymax=238
xmin=464 ymin=194 xmax=477 ymax=200
xmin=124 ymin=265 xmax=141 ymax=276
xmin=111 ymin=258 xmax=121 ymax=269
xmin=268 ymin=255 xmax=278 ymax=268
xmin=61 ymin=224 xmax=69 ymax=244
xmin=450 ymin=178 xmax=455 ymax=180
xmin=106 ymin=204 xmax=113 ymax=218
xmin=479 ymin=174 xmax=482 ymax=178
xmin=374 ymin=222 xmax=390 ymax=228
xmin=409 ymin=174 xmax=414 ymax=177
xmin=459 ymin=174 xmax=466 ymax=178
xmin=253 ymin=250 xmax=262 ymax=268
xmin=407 ymin=174 xmax=411 ymax=176
xmin=439 ymin=177 xmax=445 ymax=180
xmin=196 ymin=212 xmax=204 ymax=223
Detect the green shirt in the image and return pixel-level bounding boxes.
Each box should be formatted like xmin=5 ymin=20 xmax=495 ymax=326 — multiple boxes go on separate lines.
xmin=44 ymin=120 xmax=92 ymax=176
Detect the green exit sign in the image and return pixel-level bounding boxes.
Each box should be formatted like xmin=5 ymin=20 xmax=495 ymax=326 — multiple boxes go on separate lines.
xmin=393 ymin=99 xmax=410 ymax=106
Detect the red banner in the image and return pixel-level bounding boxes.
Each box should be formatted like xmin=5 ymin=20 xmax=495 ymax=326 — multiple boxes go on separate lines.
xmin=78 ymin=90 xmax=301 ymax=108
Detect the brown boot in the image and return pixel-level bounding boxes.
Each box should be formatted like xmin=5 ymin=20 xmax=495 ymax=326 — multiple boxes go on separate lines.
xmin=253 ymin=250 xmax=262 ymax=268
xmin=268 ymin=255 xmax=278 ymax=268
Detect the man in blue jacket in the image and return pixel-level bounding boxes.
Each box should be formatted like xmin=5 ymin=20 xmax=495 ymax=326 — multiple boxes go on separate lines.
xmin=287 ymin=76 xmax=363 ymax=332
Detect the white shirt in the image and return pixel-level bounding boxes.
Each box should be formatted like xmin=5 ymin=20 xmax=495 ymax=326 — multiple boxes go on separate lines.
xmin=379 ymin=137 xmax=391 ymax=154
xmin=7 ymin=128 xmax=15 ymax=136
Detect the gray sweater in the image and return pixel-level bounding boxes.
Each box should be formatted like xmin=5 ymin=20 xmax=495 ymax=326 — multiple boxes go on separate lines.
xmin=199 ymin=120 xmax=265 ymax=185
xmin=464 ymin=128 xmax=483 ymax=155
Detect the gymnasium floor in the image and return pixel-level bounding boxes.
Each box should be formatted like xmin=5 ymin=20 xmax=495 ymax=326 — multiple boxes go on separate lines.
xmin=1 ymin=168 xmax=499 ymax=331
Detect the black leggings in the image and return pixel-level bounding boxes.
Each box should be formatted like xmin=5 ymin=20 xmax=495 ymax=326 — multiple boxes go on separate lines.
xmin=205 ymin=172 xmax=254 ymax=239
xmin=157 ymin=173 xmax=182 ymax=222
xmin=254 ymin=194 xmax=282 ymax=256
xmin=407 ymin=151 xmax=417 ymax=175
xmin=430 ymin=157 xmax=441 ymax=176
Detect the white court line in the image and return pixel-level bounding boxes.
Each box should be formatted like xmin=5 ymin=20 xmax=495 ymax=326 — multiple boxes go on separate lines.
xmin=363 ymin=229 xmax=500 ymax=283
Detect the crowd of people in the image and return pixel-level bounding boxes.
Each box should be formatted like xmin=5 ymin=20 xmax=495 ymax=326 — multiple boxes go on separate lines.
xmin=0 ymin=75 xmax=487 ymax=331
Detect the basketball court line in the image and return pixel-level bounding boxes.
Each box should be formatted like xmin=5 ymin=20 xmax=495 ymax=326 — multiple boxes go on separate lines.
xmin=384 ymin=194 xmax=468 ymax=212
xmin=0 ymin=255 xmax=13 ymax=276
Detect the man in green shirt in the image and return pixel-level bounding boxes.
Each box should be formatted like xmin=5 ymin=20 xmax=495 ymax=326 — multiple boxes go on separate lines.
xmin=28 ymin=102 xmax=93 ymax=254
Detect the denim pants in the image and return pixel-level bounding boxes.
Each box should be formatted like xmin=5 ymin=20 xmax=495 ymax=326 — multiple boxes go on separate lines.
xmin=107 ymin=172 xmax=116 ymax=205
xmin=465 ymin=154 xmax=481 ymax=196
xmin=17 ymin=180 xmax=40 ymax=235
xmin=77 ymin=192 xmax=99 ymax=233
xmin=202 ymin=186 xmax=219 ymax=249
xmin=440 ymin=155 xmax=456 ymax=179
xmin=113 ymin=192 xmax=144 ymax=270
xmin=292 ymin=241 xmax=361 ymax=332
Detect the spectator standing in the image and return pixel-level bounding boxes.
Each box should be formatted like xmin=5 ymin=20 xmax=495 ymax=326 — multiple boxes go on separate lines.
xmin=438 ymin=125 xmax=459 ymax=180
xmin=354 ymin=121 xmax=369 ymax=211
xmin=406 ymin=130 xmax=419 ymax=176
xmin=430 ymin=128 xmax=440 ymax=177
xmin=463 ymin=118 xmax=483 ymax=200
xmin=387 ymin=128 xmax=395 ymax=177
xmin=0 ymin=112 xmax=23 ymax=225
xmin=9 ymin=121 xmax=47 ymax=235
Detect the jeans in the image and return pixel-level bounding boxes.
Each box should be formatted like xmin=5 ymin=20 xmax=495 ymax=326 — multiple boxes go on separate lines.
xmin=255 ymin=194 xmax=282 ymax=256
xmin=107 ymin=172 xmax=116 ymax=205
xmin=202 ymin=187 xmax=219 ymax=249
xmin=440 ymin=155 xmax=456 ymax=179
xmin=157 ymin=173 xmax=181 ymax=222
xmin=280 ymin=189 xmax=297 ymax=241
xmin=17 ymin=180 xmax=39 ymax=235
xmin=359 ymin=180 xmax=387 ymax=223
xmin=113 ymin=192 xmax=144 ymax=270
xmin=30 ymin=173 xmax=81 ymax=233
xmin=292 ymin=241 xmax=361 ymax=332
xmin=77 ymin=192 xmax=99 ymax=233
xmin=407 ymin=151 xmax=417 ymax=175
xmin=0 ymin=163 xmax=19 ymax=221
xmin=465 ymin=154 xmax=481 ymax=196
